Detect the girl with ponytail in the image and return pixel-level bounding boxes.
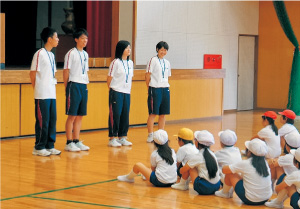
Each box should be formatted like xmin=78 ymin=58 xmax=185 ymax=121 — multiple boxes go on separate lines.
xmin=172 ymin=130 xmax=220 ymax=195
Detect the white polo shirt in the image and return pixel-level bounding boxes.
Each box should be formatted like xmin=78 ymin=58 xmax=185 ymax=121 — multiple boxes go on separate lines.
xmin=284 ymin=170 xmax=300 ymax=193
xmin=229 ymin=159 xmax=272 ymax=202
xmin=30 ymin=48 xmax=56 ymax=99
xmin=278 ymin=124 xmax=299 ymax=137
xmin=278 ymin=153 xmax=298 ymax=175
xmin=146 ymin=56 xmax=171 ymax=88
xmin=108 ymin=58 xmax=134 ymax=94
xmin=258 ymin=125 xmax=281 ymax=158
xmin=150 ymin=149 xmax=177 ymax=184
xmin=64 ymin=48 xmax=89 ymax=84
xmin=187 ymin=149 xmax=220 ymax=184
xmin=176 ymin=143 xmax=199 ymax=166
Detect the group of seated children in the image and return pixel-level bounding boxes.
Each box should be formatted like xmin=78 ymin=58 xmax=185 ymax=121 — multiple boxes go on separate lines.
xmin=117 ymin=109 xmax=300 ymax=209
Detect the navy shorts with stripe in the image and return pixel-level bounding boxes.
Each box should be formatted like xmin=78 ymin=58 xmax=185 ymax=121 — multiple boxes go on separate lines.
xmin=234 ymin=180 xmax=268 ymax=205
xmin=290 ymin=192 xmax=300 ymax=209
xmin=66 ymin=82 xmax=88 ymax=116
xmin=148 ymin=87 xmax=170 ymax=115
xmin=149 ymin=171 xmax=174 ymax=187
xmin=193 ymin=176 xmax=220 ymax=195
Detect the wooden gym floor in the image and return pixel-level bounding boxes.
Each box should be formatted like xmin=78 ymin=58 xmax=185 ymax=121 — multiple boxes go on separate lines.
xmin=1 ymin=110 xmax=299 ymax=209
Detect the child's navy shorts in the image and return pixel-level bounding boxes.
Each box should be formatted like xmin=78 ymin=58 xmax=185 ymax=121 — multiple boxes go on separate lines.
xmin=150 ymin=171 xmax=174 ymax=187
xmin=66 ymin=82 xmax=88 ymax=116
xmin=193 ymin=176 xmax=220 ymax=195
xmin=148 ymin=87 xmax=170 ymax=115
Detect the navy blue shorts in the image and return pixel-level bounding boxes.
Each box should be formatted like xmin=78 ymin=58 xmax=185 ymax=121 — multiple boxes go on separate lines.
xmin=235 ymin=180 xmax=268 ymax=205
xmin=148 ymin=87 xmax=170 ymax=115
xmin=276 ymin=173 xmax=286 ymax=185
xmin=290 ymin=192 xmax=300 ymax=209
xmin=177 ymin=163 xmax=183 ymax=177
xmin=149 ymin=171 xmax=174 ymax=187
xmin=193 ymin=177 xmax=220 ymax=195
xmin=66 ymin=82 xmax=88 ymax=116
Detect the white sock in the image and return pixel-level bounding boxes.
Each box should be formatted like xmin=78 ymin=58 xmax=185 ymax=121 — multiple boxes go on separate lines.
xmin=148 ymin=132 xmax=153 ymax=137
xmin=222 ymin=183 xmax=232 ymax=194
xmin=179 ymin=178 xmax=188 ymax=185
xmin=275 ymin=189 xmax=288 ymax=202
xmin=127 ymin=170 xmax=137 ymax=180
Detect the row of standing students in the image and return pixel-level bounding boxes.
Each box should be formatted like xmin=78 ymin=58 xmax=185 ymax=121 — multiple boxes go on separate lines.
xmin=29 ymin=27 xmax=172 ymax=156
xmin=117 ymin=110 xmax=300 ymax=209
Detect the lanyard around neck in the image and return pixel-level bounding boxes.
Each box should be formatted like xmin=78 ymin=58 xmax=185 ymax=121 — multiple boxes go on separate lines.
xmin=121 ymin=59 xmax=130 ymax=83
xmin=157 ymin=55 xmax=166 ymax=78
xmin=44 ymin=48 xmax=55 ymax=78
xmin=76 ymin=48 xmax=86 ymax=74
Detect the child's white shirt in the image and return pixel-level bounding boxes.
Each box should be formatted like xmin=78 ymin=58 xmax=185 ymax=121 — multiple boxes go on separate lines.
xmin=146 ymin=56 xmax=171 ymax=88
xmin=278 ymin=123 xmax=299 ymax=137
xmin=258 ymin=125 xmax=281 ymax=158
xmin=150 ymin=149 xmax=177 ymax=184
xmin=108 ymin=59 xmax=134 ymax=94
xmin=284 ymin=170 xmax=300 ymax=193
xmin=187 ymin=149 xmax=220 ymax=184
xmin=176 ymin=143 xmax=199 ymax=166
xmin=30 ymin=48 xmax=56 ymax=99
xmin=278 ymin=153 xmax=298 ymax=175
xmin=64 ymin=48 xmax=89 ymax=84
xmin=229 ymin=158 xmax=272 ymax=202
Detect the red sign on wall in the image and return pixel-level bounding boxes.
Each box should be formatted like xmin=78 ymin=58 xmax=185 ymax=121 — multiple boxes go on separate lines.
xmin=203 ymin=54 xmax=222 ymax=69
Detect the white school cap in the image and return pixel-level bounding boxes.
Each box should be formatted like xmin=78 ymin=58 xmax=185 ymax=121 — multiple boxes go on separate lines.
xmin=153 ymin=129 xmax=168 ymax=145
xmin=284 ymin=132 xmax=300 ymax=148
xmin=245 ymin=138 xmax=268 ymax=157
xmin=218 ymin=129 xmax=237 ymax=146
xmin=194 ymin=130 xmax=215 ymax=146
xmin=290 ymin=147 xmax=300 ymax=162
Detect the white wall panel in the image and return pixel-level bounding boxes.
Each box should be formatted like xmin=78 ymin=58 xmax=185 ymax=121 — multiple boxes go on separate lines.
xmin=163 ymin=2 xmax=188 ymax=33
xmin=187 ymin=1 xmax=211 ymax=35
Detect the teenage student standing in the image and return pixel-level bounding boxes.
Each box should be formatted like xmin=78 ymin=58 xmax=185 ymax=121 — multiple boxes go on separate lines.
xmin=117 ymin=129 xmax=177 ymax=187
xmin=30 ymin=27 xmax=61 ymax=156
xmin=63 ymin=28 xmax=90 ymax=152
xmin=145 ymin=41 xmax=171 ymax=143
xmin=107 ymin=40 xmax=134 ymax=147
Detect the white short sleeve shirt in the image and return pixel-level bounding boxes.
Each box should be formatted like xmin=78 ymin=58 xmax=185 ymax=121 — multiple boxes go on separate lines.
xmin=150 ymin=149 xmax=177 ymax=184
xmin=187 ymin=149 xmax=220 ymax=184
xmin=30 ymin=48 xmax=57 ymax=99
xmin=229 ymin=159 xmax=272 ymax=202
xmin=176 ymin=143 xmax=199 ymax=166
xmin=108 ymin=59 xmax=134 ymax=94
xmin=146 ymin=56 xmax=171 ymax=88
xmin=278 ymin=124 xmax=299 ymax=137
xmin=64 ymin=48 xmax=89 ymax=84
xmin=258 ymin=125 xmax=281 ymax=158
xmin=284 ymin=170 xmax=300 ymax=193
xmin=278 ymin=153 xmax=298 ymax=175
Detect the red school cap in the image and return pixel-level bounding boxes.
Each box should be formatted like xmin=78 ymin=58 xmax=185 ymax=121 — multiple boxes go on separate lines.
xmin=263 ymin=111 xmax=277 ymax=120
xmin=278 ymin=109 xmax=296 ymax=120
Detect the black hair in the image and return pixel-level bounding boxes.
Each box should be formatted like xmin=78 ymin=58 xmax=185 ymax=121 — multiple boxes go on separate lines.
xmin=282 ymin=115 xmax=294 ymax=125
xmin=293 ymin=157 xmax=300 ymax=169
xmin=154 ymin=141 xmax=174 ymax=165
xmin=115 ymin=40 xmax=130 ymax=61
xmin=197 ymin=143 xmax=218 ymax=179
xmin=156 ymin=41 xmax=169 ymax=52
xmin=250 ymin=153 xmax=269 ymax=177
xmin=40 ymin=27 xmax=57 ymax=44
xmin=73 ymin=28 xmax=88 ymax=39
xmin=178 ymin=137 xmax=194 ymax=145
xmin=262 ymin=116 xmax=278 ymax=135
xmin=285 ymin=141 xmax=298 ymax=150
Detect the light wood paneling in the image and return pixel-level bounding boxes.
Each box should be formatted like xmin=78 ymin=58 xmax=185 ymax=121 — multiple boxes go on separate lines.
xmin=1 ymin=13 xmax=5 ymax=64
xmin=20 ymin=84 xmax=34 ymax=135
xmin=0 ymin=84 xmax=20 ymax=137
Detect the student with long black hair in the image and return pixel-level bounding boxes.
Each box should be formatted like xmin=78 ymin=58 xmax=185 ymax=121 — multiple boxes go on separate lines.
xmin=216 ymin=138 xmax=272 ymax=205
xmin=107 ymin=40 xmax=134 ymax=147
xmin=172 ymin=130 xmax=220 ymax=194
xmin=117 ymin=129 xmax=177 ymax=187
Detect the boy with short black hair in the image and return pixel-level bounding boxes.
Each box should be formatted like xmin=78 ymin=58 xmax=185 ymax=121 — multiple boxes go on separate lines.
xmin=30 ymin=27 xmax=61 ymax=156
xmin=63 ymin=28 xmax=90 ymax=152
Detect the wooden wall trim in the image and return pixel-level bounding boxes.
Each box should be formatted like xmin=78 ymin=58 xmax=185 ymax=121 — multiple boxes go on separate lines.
xmin=132 ymin=0 xmax=137 ymax=64
xmin=111 ymin=1 xmax=119 ymax=59
xmin=0 ymin=69 xmax=225 ymax=84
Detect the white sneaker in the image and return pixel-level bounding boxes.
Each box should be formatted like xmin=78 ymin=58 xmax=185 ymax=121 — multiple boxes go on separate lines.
xmin=46 ymin=148 xmax=61 ymax=155
xmin=108 ymin=138 xmax=122 ymax=147
xmin=215 ymin=190 xmax=232 ymax=198
xmin=141 ymin=174 xmax=147 ymax=181
xmin=117 ymin=137 xmax=132 ymax=146
xmin=147 ymin=135 xmax=153 ymax=143
xmin=265 ymin=199 xmax=284 ymax=208
xmin=117 ymin=175 xmax=134 ymax=183
xmin=64 ymin=142 xmax=81 ymax=152
xmin=75 ymin=141 xmax=90 ymax=151
xmin=32 ymin=148 xmax=51 ymax=156
xmin=171 ymin=181 xmax=189 ymax=191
